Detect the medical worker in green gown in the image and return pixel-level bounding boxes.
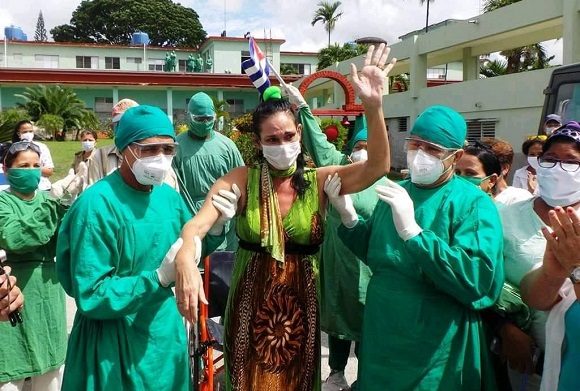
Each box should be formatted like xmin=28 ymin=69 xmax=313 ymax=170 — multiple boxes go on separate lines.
xmin=56 ymin=105 xmax=232 ymax=391
xmin=333 ymin=106 xmax=505 ymax=390
xmin=173 ymin=92 xmax=244 ymax=251
xmin=282 ymin=83 xmax=383 ymax=391
xmin=0 ymin=141 xmax=67 ymax=391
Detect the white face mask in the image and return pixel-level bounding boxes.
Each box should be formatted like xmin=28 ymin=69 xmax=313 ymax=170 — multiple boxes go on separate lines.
xmin=81 ymin=140 xmax=95 ymax=152
xmin=20 ymin=132 xmax=34 ymax=142
xmin=261 ymin=141 xmax=301 ymax=170
xmin=350 ymin=149 xmax=368 ymax=163
xmin=537 ymin=165 xmax=580 ymax=207
xmin=407 ymin=149 xmax=453 ymax=185
xmin=545 ymin=126 xmax=558 ymax=136
xmin=129 ymin=149 xmax=173 ymax=186
xmin=527 ymin=156 xmax=540 ymax=171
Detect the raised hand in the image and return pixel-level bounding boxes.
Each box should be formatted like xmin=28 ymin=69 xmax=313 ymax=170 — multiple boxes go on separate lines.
xmin=543 ymin=206 xmax=580 ymax=272
xmin=350 ymin=43 xmax=397 ymax=109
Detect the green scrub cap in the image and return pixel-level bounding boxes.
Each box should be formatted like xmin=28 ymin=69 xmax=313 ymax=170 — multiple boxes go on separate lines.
xmin=188 ymin=92 xmax=215 ymax=116
xmin=263 ymin=86 xmax=282 ymax=102
xmin=346 ymin=115 xmax=367 ymax=153
xmin=346 ymin=128 xmax=367 ymax=153
xmin=115 ymin=105 xmax=175 ymax=151
xmin=411 ymin=105 xmax=466 ymax=149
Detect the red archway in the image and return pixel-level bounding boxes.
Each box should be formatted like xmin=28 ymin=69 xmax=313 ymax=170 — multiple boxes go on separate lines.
xmin=298 ymin=70 xmax=364 ymax=116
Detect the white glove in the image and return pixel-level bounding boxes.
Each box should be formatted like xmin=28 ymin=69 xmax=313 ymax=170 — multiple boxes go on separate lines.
xmin=324 ymin=173 xmax=358 ymax=228
xmin=375 ymin=180 xmax=423 ymax=241
xmin=157 ymin=238 xmax=184 ymax=287
xmin=281 ymin=83 xmax=308 ymax=109
xmin=208 ymin=184 xmax=241 ymax=236
xmin=50 ymin=163 xmax=87 ymax=203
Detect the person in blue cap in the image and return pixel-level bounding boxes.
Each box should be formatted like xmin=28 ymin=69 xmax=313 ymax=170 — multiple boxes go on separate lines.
xmin=331 ymin=105 xmax=505 ymax=390
xmin=282 ymin=83 xmax=385 ymax=391
xmin=173 ymin=92 xmax=244 ymax=251
xmin=56 ymin=105 xmax=227 ymax=391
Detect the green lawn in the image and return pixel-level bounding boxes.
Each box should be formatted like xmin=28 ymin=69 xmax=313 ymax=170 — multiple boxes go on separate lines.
xmin=44 ymin=139 xmax=114 ymax=181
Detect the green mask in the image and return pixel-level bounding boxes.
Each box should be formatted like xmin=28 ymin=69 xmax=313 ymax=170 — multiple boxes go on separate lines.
xmin=459 ymin=174 xmax=490 ymax=186
xmin=188 ymin=120 xmax=215 ymax=138
xmin=7 ymin=168 xmax=41 ymax=193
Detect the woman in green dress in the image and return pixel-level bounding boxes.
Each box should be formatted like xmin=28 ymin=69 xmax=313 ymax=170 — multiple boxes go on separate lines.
xmin=174 ymin=44 xmax=395 ymax=391
xmin=0 ymin=141 xmax=67 ymax=391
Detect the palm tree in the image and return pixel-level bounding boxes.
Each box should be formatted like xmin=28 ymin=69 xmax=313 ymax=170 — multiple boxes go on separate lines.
xmin=420 ymin=0 xmax=435 ymax=32
xmin=311 ymin=1 xmax=343 ymax=47
xmin=15 ymin=85 xmax=99 ymax=139
xmin=480 ymin=59 xmax=507 ymax=78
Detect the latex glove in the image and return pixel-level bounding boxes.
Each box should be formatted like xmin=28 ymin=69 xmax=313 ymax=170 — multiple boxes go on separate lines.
xmin=50 ymin=162 xmax=87 ymax=203
xmin=324 ymin=173 xmax=358 ymax=228
xmin=208 ymin=184 xmax=241 ymax=236
xmin=281 ymin=83 xmax=308 ymax=109
xmin=375 ymin=179 xmax=422 ymax=241
xmin=157 ymin=238 xmax=184 ymax=287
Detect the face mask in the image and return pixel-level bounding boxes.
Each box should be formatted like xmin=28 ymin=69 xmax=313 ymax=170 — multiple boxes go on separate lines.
xmin=7 ymin=168 xmax=41 ymax=193
xmin=20 ymin=132 xmax=34 ymax=142
xmin=407 ymin=149 xmax=454 ymax=185
xmin=459 ymin=175 xmax=487 ymax=186
xmin=81 ymin=140 xmax=95 ymax=152
xmin=545 ymin=126 xmax=558 ymax=136
xmin=262 ymin=141 xmax=301 ymax=170
xmin=527 ymin=156 xmax=540 ymax=171
xmin=350 ymin=149 xmax=368 ymax=163
xmin=129 ymin=149 xmax=173 ymax=186
xmin=189 ymin=119 xmax=215 ymax=138
xmin=537 ymin=165 xmax=580 ymax=207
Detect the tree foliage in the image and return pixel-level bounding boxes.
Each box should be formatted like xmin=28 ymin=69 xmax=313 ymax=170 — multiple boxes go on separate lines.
xmin=15 ymin=85 xmax=99 ymax=137
xmin=0 ymin=108 xmax=29 ymax=143
xmin=317 ymin=43 xmax=368 ymax=70
xmin=51 ymin=0 xmax=207 ymax=48
xmin=480 ymin=59 xmax=507 ymax=78
xmin=311 ymin=1 xmax=343 ymax=47
xmin=34 ymin=11 xmax=48 ymax=42
xmin=37 ymin=114 xmax=65 ymax=140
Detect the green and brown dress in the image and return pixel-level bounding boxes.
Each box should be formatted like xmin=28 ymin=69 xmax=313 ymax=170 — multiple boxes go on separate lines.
xmin=224 ymin=165 xmax=323 ymax=391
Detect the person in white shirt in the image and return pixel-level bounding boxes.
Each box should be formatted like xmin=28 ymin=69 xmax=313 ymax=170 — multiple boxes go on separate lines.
xmin=11 ymin=120 xmax=54 ymax=191
xmin=513 ymin=136 xmax=546 ymax=195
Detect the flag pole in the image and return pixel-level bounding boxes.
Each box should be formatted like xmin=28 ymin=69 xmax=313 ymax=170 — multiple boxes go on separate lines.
xmin=266 ymin=58 xmax=286 ymax=86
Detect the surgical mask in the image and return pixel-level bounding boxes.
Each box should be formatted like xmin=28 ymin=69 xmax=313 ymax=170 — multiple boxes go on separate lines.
xmin=545 ymin=126 xmax=558 ymax=136
xmin=527 ymin=156 xmax=540 ymax=171
xmin=262 ymin=141 xmax=301 ymax=170
xmin=19 ymin=132 xmax=34 ymax=142
xmin=189 ymin=115 xmax=215 ymax=138
xmin=459 ymin=175 xmax=489 ymax=187
xmin=407 ymin=149 xmax=454 ymax=185
xmin=129 ymin=149 xmax=173 ymax=186
xmin=7 ymin=168 xmax=41 ymax=193
xmin=350 ymin=149 xmax=368 ymax=163
xmin=81 ymin=140 xmax=95 ymax=152
xmin=537 ymin=165 xmax=580 ymax=207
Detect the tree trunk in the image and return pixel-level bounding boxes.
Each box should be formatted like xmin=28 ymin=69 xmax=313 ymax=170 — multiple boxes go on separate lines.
xmin=328 ymin=29 xmax=331 ymax=47
xmin=425 ymin=1 xmax=430 ymax=32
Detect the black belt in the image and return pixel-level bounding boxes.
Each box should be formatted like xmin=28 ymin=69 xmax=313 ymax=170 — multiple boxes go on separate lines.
xmin=238 ymin=239 xmax=320 ymax=256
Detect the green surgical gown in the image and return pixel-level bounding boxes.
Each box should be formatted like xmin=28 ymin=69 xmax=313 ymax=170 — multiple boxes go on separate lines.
xmin=0 ymin=191 xmax=67 ymax=383
xmin=56 ymin=171 xmax=221 ymax=391
xmin=339 ymin=176 xmax=504 ymax=390
xmin=173 ymin=131 xmax=244 ymax=251
xmin=299 ymin=106 xmax=381 ymax=341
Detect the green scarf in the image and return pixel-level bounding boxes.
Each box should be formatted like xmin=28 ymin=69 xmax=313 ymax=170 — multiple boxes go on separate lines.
xmin=259 ymin=163 xmax=286 ymax=263
xmin=268 ymin=163 xmax=297 ymax=178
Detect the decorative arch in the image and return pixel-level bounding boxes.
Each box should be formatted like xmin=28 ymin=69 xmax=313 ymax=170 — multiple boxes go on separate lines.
xmin=298 ymin=70 xmax=364 ymax=116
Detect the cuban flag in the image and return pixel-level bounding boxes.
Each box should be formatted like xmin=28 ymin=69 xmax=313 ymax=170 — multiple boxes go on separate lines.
xmin=242 ymin=37 xmax=271 ymax=95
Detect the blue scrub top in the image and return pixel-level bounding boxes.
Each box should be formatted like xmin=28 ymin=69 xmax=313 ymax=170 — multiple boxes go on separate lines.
xmin=559 ymin=301 xmax=580 ymax=391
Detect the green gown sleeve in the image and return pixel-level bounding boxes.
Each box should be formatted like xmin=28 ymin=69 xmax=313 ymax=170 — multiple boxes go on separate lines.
xmin=298 ymin=106 xmax=348 ymax=167
xmin=405 ymin=198 xmax=504 ymax=310
xmin=337 ymin=214 xmax=373 ymax=262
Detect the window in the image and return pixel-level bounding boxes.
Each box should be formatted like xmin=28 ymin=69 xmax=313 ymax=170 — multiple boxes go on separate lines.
xmin=427 ymin=67 xmax=447 ymax=79
xmin=126 ymin=57 xmax=142 ymax=64
xmin=280 ymin=63 xmax=312 ymax=75
xmin=76 ymin=56 xmax=98 ymax=69
xmin=94 ymin=97 xmax=113 ymax=113
xmin=34 ymin=55 xmax=59 ymax=68
xmin=397 ymin=117 xmax=409 ymax=132
xmin=178 ymin=59 xmax=186 ymax=72
xmin=105 ymin=57 xmax=120 ymax=70
xmin=466 ymin=119 xmax=497 ymax=142
xmin=226 ymin=99 xmax=244 ymax=116
xmin=148 ymin=59 xmax=164 ymax=71
xmin=12 ymin=53 xmax=22 ymax=65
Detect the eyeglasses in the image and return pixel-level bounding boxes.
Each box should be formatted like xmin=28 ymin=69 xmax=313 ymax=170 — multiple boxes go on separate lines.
xmin=131 ymin=142 xmax=178 ymax=157
xmin=404 ymin=137 xmax=456 ymax=158
xmin=538 ymin=157 xmax=580 ymax=172
xmin=189 ymin=114 xmax=215 ymax=123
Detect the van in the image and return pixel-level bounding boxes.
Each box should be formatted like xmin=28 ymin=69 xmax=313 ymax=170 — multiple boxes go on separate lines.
xmin=540 ymin=63 xmax=580 ymax=132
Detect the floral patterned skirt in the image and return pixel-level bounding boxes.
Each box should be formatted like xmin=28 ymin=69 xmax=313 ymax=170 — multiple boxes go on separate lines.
xmin=224 ymin=251 xmax=320 ymax=391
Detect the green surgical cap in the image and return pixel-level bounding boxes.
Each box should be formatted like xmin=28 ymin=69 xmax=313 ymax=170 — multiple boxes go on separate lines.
xmin=188 ymin=92 xmax=215 ymax=116
xmin=346 ymin=128 xmax=367 ymax=153
xmin=115 ymin=105 xmax=175 ymax=151
xmin=410 ymin=105 xmax=466 ymax=149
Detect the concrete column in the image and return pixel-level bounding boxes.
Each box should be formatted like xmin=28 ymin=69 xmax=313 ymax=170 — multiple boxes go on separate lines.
xmin=462 ymin=47 xmax=479 ymax=81
xmin=562 ymin=0 xmax=580 ymax=64
xmin=217 ymin=90 xmax=224 ymax=101
xmin=217 ymin=90 xmax=224 ymax=131
xmin=0 ymin=85 xmax=3 ymax=112
xmin=166 ymin=88 xmax=173 ymax=124
xmin=112 ymin=87 xmax=119 ymax=105
xmin=410 ymin=35 xmax=427 ymax=100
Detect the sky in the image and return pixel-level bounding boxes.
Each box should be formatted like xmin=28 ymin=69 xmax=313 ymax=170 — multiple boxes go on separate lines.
xmin=0 ymin=0 xmax=563 ymax=62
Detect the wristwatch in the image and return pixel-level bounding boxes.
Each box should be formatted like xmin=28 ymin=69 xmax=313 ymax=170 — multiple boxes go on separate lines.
xmin=569 ymin=266 xmax=580 ymax=284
